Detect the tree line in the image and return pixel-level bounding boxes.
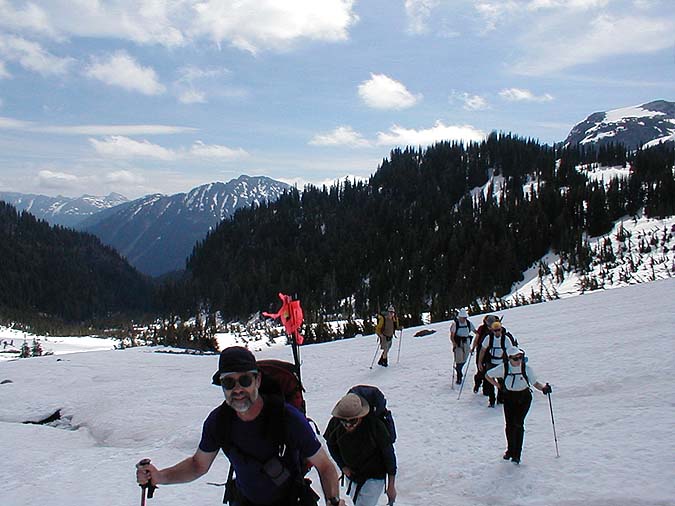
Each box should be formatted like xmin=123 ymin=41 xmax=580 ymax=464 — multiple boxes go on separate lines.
xmin=1 ymin=134 xmax=673 ymax=339
xmin=181 ymin=134 xmax=674 ymax=331
xmin=0 ymin=202 xmax=156 ymax=327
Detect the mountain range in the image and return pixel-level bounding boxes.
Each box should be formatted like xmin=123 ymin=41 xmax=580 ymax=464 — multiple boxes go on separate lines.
xmin=0 ymin=192 xmax=128 ymax=229
xmin=81 ymin=175 xmax=289 ymax=277
xmin=1 ymin=100 xmax=673 ymax=281
xmin=564 ymin=99 xmax=675 ymax=149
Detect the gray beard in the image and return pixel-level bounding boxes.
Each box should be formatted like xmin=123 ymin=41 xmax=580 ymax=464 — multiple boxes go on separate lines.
xmin=226 ymin=391 xmax=258 ymax=413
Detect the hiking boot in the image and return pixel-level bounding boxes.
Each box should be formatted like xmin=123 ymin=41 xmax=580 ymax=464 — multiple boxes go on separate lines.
xmin=382 ymin=358 xmax=388 ymax=367
xmin=455 ymin=376 xmax=462 ymax=385
xmin=377 ymin=356 xmax=385 ymax=366
xmin=511 ymin=458 xmax=520 ymax=465
xmin=488 ymin=400 xmax=495 ymax=408
xmin=473 ymin=384 xmax=479 ymax=393
xmin=502 ymin=452 xmax=511 ymax=460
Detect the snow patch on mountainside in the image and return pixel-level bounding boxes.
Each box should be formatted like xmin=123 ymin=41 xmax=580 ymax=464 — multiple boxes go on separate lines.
xmin=505 ymin=214 xmax=675 ymax=306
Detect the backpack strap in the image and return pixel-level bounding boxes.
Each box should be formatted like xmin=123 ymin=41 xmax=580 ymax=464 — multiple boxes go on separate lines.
xmin=503 ymin=360 xmax=531 ymax=391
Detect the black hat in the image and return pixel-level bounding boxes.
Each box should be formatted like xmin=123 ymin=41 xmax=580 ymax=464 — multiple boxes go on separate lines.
xmin=211 ymin=346 xmax=258 ymax=385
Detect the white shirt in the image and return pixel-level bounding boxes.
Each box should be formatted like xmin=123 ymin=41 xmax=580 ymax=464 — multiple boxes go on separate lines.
xmin=487 ymin=362 xmax=537 ymax=392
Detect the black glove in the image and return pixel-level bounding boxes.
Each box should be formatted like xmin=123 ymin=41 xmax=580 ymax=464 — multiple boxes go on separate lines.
xmin=542 ymin=383 xmax=552 ymax=395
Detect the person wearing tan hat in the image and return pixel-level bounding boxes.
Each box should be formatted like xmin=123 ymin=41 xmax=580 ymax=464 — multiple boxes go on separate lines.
xmin=486 ymin=346 xmax=551 ymax=464
xmin=136 ymin=346 xmax=344 ymax=506
xmin=477 ymin=320 xmax=518 ymax=407
xmin=323 ymin=393 xmax=397 ymax=506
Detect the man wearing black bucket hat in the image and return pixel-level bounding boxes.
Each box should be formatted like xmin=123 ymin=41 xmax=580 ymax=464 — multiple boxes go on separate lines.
xmin=136 ymin=346 xmax=344 ymax=506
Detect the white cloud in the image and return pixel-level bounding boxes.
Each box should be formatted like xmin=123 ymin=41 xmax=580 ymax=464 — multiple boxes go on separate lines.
xmin=513 ymin=14 xmax=675 ymax=75
xmin=85 ymin=51 xmax=165 ymax=95
xmin=89 ymin=136 xmax=176 ymax=160
xmin=0 ymin=1 xmax=358 ymax=52
xmin=476 ymin=0 xmax=611 ymax=31
xmin=104 ymin=170 xmax=145 ymax=185
xmin=309 ymin=126 xmax=372 ymax=148
xmin=174 ymin=65 xmax=231 ymax=104
xmin=376 ymin=121 xmax=485 ymax=146
xmin=189 ymin=141 xmax=249 ymax=159
xmin=0 ymin=35 xmax=73 ymax=75
xmin=451 ymin=91 xmax=490 ymax=110
xmin=499 ymin=88 xmax=553 ymax=102
xmin=358 ymin=73 xmax=421 ymax=110
xmin=190 ymin=0 xmax=359 ymax=53
xmin=89 ymin=137 xmax=248 ymax=162
xmin=0 ymin=0 xmax=57 ymax=37
xmin=179 ymin=89 xmax=207 ymax=104
xmin=0 ymin=116 xmax=196 ymax=135
xmin=0 ymin=116 xmax=32 ymax=128
xmin=405 ymin=0 xmax=440 ymax=34
xmin=36 ymin=169 xmax=80 ymax=189
xmin=35 ymin=124 xmax=197 ymax=135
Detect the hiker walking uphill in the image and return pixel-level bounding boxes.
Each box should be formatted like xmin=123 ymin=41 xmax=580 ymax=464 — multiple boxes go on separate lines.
xmin=449 ymin=308 xmax=476 ymax=385
xmin=471 ymin=315 xmax=499 ymax=395
xmin=375 ymin=306 xmax=400 ymax=367
xmin=486 ymin=346 xmax=551 ymax=464
xmin=135 ymin=346 xmax=344 ymax=506
xmin=323 ymin=393 xmax=397 ymax=506
xmin=477 ymin=321 xmax=518 ymax=407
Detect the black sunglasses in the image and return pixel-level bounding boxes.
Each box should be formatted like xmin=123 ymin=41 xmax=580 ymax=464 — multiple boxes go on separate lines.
xmin=340 ymin=418 xmax=360 ymax=427
xmin=509 ymin=355 xmax=523 ymax=361
xmin=220 ymin=372 xmax=257 ymax=390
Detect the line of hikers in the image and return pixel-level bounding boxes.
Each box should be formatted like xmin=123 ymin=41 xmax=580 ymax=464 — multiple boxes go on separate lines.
xmin=136 ymin=309 xmax=551 ymax=505
xmin=450 ymin=310 xmax=551 ymax=464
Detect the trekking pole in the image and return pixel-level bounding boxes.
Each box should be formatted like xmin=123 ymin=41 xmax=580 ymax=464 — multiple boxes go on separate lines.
xmin=451 ymin=355 xmax=456 ymax=390
xmin=456 ymin=350 xmax=473 ymax=400
xmin=546 ymin=391 xmax=560 ymax=457
xmin=136 ymin=459 xmax=157 ymax=505
xmin=369 ymin=339 xmax=380 ymax=369
xmin=396 ymin=329 xmax=403 ymax=364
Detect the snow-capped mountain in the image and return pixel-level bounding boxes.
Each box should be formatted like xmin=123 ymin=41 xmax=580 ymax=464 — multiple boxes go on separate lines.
xmin=564 ymin=99 xmax=675 ymax=149
xmin=0 ymin=192 xmax=128 ymax=228
xmin=82 ymin=175 xmax=289 ymax=277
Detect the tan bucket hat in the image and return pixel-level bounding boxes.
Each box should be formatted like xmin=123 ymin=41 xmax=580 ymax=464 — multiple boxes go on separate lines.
xmin=331 ymin=393 xmax=370 ymax=419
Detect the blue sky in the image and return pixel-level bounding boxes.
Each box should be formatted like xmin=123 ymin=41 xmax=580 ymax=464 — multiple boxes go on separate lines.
xmin=0 ymin=0 xmax=673 ymax=199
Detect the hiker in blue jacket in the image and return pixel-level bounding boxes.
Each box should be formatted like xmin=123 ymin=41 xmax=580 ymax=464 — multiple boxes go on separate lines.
xmin=136 ymin=346 xmax=344 ymax=506
xmin=324 ymin=393 xmax=397 ymax=506
xmin=486 ymin=346 xmax=551 ymax=464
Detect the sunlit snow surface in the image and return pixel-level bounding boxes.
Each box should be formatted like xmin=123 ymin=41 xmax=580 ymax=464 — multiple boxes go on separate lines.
xmin=1 ymin=279 xmax=674 ymax=506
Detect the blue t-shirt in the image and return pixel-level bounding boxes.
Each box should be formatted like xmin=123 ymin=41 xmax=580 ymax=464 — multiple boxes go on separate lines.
xmin=199 ymin=401 xmax=321 ymax=505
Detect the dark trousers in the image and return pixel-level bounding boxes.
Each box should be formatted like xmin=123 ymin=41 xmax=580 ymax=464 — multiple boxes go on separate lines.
xmin=502 ymin=389 xmax=532 ymax=460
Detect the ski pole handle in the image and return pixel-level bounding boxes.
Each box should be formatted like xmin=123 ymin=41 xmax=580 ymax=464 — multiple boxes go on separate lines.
xmin=137 ymin=458 xmax=157 ymax=499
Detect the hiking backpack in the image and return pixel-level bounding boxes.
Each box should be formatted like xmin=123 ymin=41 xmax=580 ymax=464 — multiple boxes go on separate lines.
xmin=483 ymin=329 xmax=518 ymax=367
xmin=348 ymin=384 xmax=396 ymax=443
xmin=452 ymin=318 xmax=473 ymax=343
xmin=503 ymin=355 xmax=530 ymax=391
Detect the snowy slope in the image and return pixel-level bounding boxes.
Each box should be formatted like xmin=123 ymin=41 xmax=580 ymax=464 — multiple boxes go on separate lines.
xmin=1 ymin=279 xmax=674 ymax=506
xmin=564 ymin=100 xmax=675 ymax=149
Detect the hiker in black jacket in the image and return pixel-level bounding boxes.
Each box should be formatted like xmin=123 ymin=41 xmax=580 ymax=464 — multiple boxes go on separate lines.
xmin=486 ymin=346 xmax=551 ymax=464
xmin=324 ymin=393 xmax=397 ymax=506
